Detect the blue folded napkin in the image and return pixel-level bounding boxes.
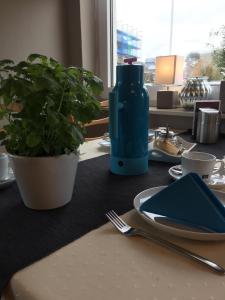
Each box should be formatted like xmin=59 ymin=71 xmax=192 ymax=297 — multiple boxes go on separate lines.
xmin=140 ymin=172 xmax=225 ymax=233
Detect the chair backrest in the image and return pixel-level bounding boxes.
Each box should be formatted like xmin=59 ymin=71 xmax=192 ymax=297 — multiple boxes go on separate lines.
xmin=84 ymin=100 xmax=109 ymax=140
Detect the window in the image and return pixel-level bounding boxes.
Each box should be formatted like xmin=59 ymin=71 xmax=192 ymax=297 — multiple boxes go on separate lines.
xmin=115 ymin=0 xmax=225 ymax=83
xmin=95 ymin=0 xmax=225 ymax=93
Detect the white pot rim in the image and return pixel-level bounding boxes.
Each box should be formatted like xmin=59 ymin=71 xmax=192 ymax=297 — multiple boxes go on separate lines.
xmin=8 ymin=152 xmax=78 ymax=160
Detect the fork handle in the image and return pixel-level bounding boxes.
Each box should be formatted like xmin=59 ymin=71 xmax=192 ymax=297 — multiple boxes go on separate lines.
xmin=136 ymin=230 xmax=225 ymax=275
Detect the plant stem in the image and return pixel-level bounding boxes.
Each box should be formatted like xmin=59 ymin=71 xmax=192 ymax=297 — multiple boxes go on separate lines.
xmin=58 ymin=84 xmax=66 ymax=113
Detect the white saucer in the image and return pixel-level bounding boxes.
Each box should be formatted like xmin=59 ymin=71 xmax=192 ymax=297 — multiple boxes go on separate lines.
xmin=169 ymin=165 xmax=225 ymax=191
xmin=133 ymin=186 xmax=225 ymax=241
xmin=0 ymin=167 xmax=15 ymax=189
xmin=98 ymin=139 xmax=110 ymax=149
xmin=98 ymin=130 xmax=155 ymax=150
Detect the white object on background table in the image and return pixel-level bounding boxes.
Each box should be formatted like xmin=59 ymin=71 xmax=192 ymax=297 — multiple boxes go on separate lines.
xmin=98 ymin=130 xmax=155 ymax=150
xmin=0 ymin=153 xmax=15 ymax=189
xmin=181 ymin=151 xmax=224 ymax=179
xmin=79 ymin=139 xmax=109 ymax=161
xmin=169 ymin=164 xmax=225 ymax=192
xmin=133 ymin=186 xmax=225 ymax=241
xmin=148 ymin=135 xmax=196 ymax=163
xmin=0 ymin=153 xmax=9 ymax=180
xmin=98 ymin=139 xmax=110 ymax=150
xmin=97 ymin=133 xmax=196 ymax=164
xmin=0 ymin=167 xmax=15 ymax=189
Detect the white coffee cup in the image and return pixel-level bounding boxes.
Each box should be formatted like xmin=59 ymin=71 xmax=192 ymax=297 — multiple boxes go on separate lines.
xmin=0 ymin=153 xmax=8 ymax=180
xmin=181 ymin=151 xmax=224 ymax=179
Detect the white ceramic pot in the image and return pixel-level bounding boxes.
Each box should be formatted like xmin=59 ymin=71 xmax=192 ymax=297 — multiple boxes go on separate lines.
xmin=9 ymin=153 xmax=79 ymax=210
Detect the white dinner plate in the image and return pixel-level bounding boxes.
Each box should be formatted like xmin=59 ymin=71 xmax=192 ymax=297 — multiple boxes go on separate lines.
xmin=169 ymin=165 xmax=225 ymax=191
xmin=133 ymin=186 xmax=225 ymax=241
xmin=0 ymin=167 xmax=15 ymax=190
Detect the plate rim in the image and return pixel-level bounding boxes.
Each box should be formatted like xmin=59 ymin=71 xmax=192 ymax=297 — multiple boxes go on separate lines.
xmin=133 ymin=185 xmax=225 ymax=241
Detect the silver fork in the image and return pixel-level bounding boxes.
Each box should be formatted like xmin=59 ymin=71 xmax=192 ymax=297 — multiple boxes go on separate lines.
xmin=106 ymin=210 xmax=225 ymax=275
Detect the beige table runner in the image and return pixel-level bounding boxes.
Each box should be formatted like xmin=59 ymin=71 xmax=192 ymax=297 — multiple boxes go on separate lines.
xmin=3 ymin=140 xmax=225 ymax=300
xmin=3 ymin=210 xmax=225 ymax=300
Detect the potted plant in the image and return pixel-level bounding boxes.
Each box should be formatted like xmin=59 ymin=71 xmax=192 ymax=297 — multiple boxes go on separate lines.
xmin=0 ymin=54 xmax=103 ymax=209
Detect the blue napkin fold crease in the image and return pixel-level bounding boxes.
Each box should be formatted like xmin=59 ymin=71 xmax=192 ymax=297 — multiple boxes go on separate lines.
xmin=140 ymin=172 xmax=225 ymax=233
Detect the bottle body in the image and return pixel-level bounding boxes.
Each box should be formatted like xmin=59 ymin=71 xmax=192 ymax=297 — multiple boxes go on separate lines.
xmin=109 ymin=64 xmax=149 ymax=175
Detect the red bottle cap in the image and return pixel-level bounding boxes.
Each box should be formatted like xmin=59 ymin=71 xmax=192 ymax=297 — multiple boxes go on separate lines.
xmin=124 ymin=57 xmax=137 ymax=65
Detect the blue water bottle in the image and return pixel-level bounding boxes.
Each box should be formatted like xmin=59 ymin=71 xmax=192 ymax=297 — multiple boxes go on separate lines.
xmin=109 ymin=58 xmax=149 ymax=175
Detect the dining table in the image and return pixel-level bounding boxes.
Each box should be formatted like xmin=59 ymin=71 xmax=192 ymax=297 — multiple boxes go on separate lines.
xmin=1 ymin=132 xmax=225 ymax=300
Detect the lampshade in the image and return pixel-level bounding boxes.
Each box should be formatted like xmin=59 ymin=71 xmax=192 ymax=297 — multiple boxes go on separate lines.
xmin=155 ymin=55 xmax=184 ymax=85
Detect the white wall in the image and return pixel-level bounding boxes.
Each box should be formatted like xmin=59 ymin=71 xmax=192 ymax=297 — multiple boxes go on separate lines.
xmin=80 ymin=0 xmax=96 ymax=72
xmin=64 ymin=0 xmax=97 ymax=71
xmin=65 ymin=0 xmax=82 ymax=67
xmin=0 ymin=0 xmax=68 ymax=64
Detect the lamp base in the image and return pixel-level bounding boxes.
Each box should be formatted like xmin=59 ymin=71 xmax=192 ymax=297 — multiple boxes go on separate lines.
xmin=157 ymin=91 xmax=178 ymax=109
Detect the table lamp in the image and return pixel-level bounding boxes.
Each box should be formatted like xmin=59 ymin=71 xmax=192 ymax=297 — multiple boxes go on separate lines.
xmin=156 ymin=55 xmax=184 ymax=109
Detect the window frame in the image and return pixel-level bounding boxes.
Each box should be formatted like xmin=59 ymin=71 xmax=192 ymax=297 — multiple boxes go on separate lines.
xmin=95 ymin=0 xmax=115 ymax=98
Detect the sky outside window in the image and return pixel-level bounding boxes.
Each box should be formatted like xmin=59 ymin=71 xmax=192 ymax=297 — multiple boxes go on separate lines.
xmin=116 ymin=0 xmax=225 ymax=61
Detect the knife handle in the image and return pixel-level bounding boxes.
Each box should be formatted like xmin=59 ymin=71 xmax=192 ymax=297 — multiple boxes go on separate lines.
xmin=136 ymin=229 xmax=225 ymax=275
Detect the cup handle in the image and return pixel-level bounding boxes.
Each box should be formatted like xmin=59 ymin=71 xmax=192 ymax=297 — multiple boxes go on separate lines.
xmin=212 ymin=159 xmax=225 ymax=175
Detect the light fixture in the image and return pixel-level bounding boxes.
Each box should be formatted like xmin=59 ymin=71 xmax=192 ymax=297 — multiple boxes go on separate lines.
xmin=155 ymin=55 xmax=184 ymax=109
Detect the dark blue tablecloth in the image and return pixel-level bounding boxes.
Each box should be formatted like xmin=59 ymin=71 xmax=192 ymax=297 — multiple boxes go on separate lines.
xmin=0 ymin=132 xmax=224 ymax=293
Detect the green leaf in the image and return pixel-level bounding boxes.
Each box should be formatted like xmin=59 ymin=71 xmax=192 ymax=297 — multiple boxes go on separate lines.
xmin=67 ymin=67 xmax=79 ymax=77
xmin=47 ymin=112 xmax=60 ymax=125
xmin=70 ymin=125 xmax=83 ymax=141
xmin=42 ymin=144 xmax=50 ymax=154
xmin=27 ymin=54 xmax=41 ymax=62
xmin=0 ymin=59 xmax=14 ymax=66
xmin=88 ymin=75 xmax=103 ymax=95
xmin=50 ymin=57 xmax=58 ymax=67
xmin=0 ymin=108 xmax=7 ymax=119
xmin=26 ymin=133 xmax=41 ymax=148
xmin=16 ymin=61 xmax=29 ymax=69
xmin=0 ymin=130 xmax=6 ymax=140
xmin=27 ymin=53 xmax=47 ymax=64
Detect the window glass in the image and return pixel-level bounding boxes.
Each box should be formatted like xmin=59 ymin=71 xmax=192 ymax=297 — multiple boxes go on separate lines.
xmin=115 ymin=0 xmax=225 ymax=82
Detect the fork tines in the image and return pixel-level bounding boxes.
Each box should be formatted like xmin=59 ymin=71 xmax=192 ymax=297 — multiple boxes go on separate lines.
xmin=105 ymin=210 xmax=126 ymax=228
